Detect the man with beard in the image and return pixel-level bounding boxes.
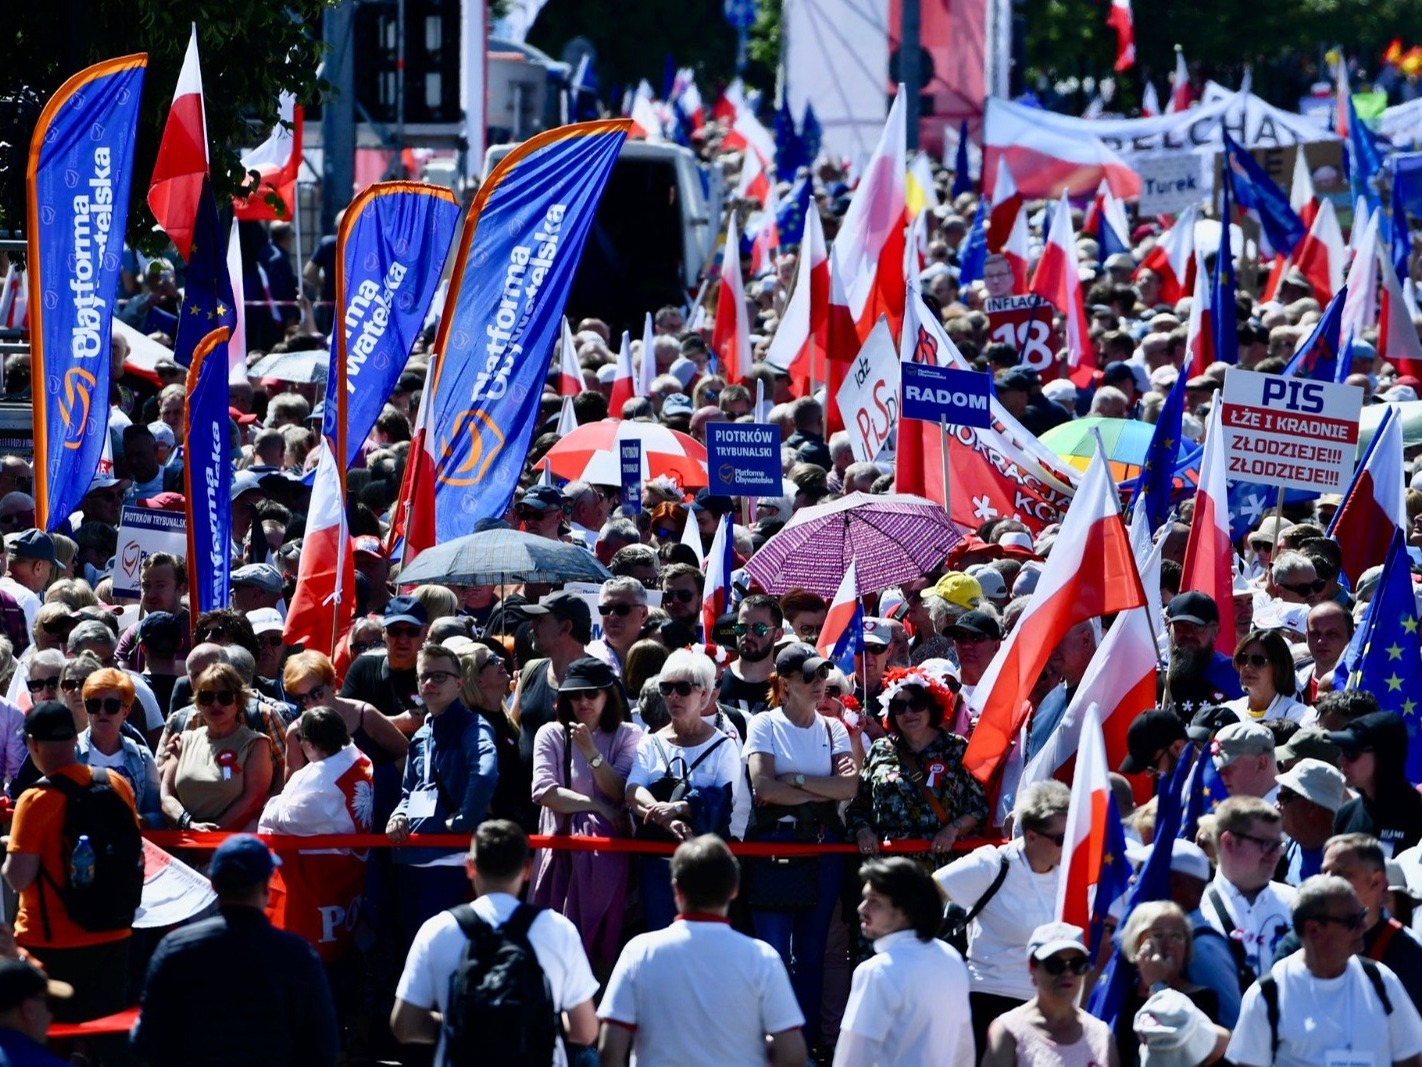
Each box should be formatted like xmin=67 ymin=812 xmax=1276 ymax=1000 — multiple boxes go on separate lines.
xmin=717 ymin=594 xmax=784 ymax=716
xmin=1162 ymin=592 xmax=1243 ymax=716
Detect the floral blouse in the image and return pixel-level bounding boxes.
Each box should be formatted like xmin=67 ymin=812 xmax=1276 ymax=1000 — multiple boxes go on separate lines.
xmin=843 ymin=730 xmax=988 ymax=840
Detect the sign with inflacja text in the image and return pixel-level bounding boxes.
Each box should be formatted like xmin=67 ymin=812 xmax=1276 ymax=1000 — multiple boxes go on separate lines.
xmin=985 ymin=295 xmax=1056 ymax=374
xmin=706 ymin=423 xmax=783 ymax=496
xmin=1219 ymin=369 xmax=1364 ymax=493
xmin=113 ymin=506 xmax=187 ymax=600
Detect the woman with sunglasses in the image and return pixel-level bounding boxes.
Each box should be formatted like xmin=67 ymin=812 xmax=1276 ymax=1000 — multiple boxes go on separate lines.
xmin=1112 ymin=901 xmax=1223 ymax=1067
xmin=160 ymin=662 xmax=274 ymax=832
xmin=1226 ymin=629 xmax=1311 ymax=724
xmin=625 ymin=649 xmax=749 ymax=930
xmin=846 ymin=666 xmax=988 ymax=867
xmin=76 ymin=669 xmax=162 ymax=828
xmin=455 ymin=643 xmax=531 ymax=829
xmin=742 ymin=643 xmax=858 ymax=1048
xmin=529 ymin=656 xmax=642 ymax=971
xmin=981 ymin=922 xmax=1117 ymax=1067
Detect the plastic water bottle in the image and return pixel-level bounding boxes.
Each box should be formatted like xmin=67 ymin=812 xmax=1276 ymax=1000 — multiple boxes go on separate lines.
xmin=71 ymin=835 xmax=96 ymax=889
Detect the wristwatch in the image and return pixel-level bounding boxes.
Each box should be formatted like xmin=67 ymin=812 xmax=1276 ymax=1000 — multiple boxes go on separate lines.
xmin=589 ymin=754 xmax=605 ymax=769
xmin=793 ymin=773 xmax=806 ymax=787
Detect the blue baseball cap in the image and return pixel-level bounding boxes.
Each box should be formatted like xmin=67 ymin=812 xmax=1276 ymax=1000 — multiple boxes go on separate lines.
xmin=209 ymin=834 xmax=282 ymax=893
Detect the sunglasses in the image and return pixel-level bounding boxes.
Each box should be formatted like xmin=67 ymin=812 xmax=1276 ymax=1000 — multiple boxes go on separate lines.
xmin=418 ymin=670 xmax=458 ymax=684
xmin=659 ymin=680 xmax=697 ymax=697
xmin=387 ymin=625 xmax=423 ymax=639
xmin=599 ymin=603 xmax=637 ymax=617
xmin=799 ymin=663 xmax=831 ymax=682
xmin=664 ymin=588 xmax=698 ymax=603
xmin=197 ymin=689 xmax=237 ymax=707
xmin=1031 ymin=827 xmax=1067 ymax=847
xmin=197 ymin=626 xmax=228 ymax=641
xmin=653 ymin=527 xmax=677 ymax=539
xmin=1281 ymin=579 xmax=1326 ymax=596
xmin=1312 ymin=909 xmax=1368 ymax=931
xmin=1276 ymin=788 xmax=1299 ymax=805
xmin=826 ymin=685 xmax=843 ymax=699
xmin=1234 ymin=652 xmax=1270 ymax=669
xmin=1037 ymin=955 xmax=1090 ymax=976
xmin=1232 ymin=831 xmax=1284 ymax=855
xmin=952 ymin=631 xmax=994 ymax=644
xmin=887 ymin=697 xmax=931 ymax=716
xmin=733 ymin=622 xmax=772 ymax=637
xmin=290 ymin=684 xmax=327 ymax=707
xmin=257 ymin=633 xmax=284 ymax=648
xmin=84 ymin=697 xmax=124 ymax=716
xmin=60 ymin=679 xmax=82 ymax=693
xmin=26 ymin=676 xmax=60 ymax=693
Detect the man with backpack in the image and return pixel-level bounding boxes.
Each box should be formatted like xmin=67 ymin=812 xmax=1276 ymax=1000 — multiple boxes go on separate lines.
xmin=1227 ymin=874 xmax=1422 ymax=1067
xmin=392 ymin=819 xmax=598 ymax=1066
xmin=2 ymin=701 xmax=141 ymax=1022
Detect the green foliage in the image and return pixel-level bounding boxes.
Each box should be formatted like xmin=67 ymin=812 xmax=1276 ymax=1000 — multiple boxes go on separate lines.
xmin=2 ymin=0 xmax=332 ymax=249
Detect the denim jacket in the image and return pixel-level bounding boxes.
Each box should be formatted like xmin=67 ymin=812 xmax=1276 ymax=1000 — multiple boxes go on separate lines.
xmin=76 ymin=728 xmax=163 ymax=828
xmin=392 ymin=702 xmax=497 ymax=864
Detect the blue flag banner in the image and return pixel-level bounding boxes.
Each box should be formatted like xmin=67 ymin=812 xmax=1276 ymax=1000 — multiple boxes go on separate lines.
xmin=183 ymin=327 xmax=232 ymax=618
xmin=958 ymin=200 xmax=989 ymax=288
xmin=27 ymin=54 xmax=147 ymax=531
xmin=775 ymin=101 xmax=807 ymax=178
xmin=1213 ymin=170 xmax=1239 ymax=366
xmin=173 ymin=180 xmax=237 ymax=370
xmin=1347 ymin=92 xmax=1387 ymax=214
xmin=1088 ymin=793 xmax=1132 ymax=953
xmin=800 ymin=104 xmax=822 ymax=167
xmin=1391 ymin=153 xmax=1422 ymax=281
xmin=424 ymin=120 xmax=629 ymax=541
xmin=1182 ymin=739 xmax=1229 ymax=842
xmin=1223 ymin=130 xmax=1306 ymax=258
xmin=321 ymin=181 xmax=461 ymax=470
xmin=776 ymin=176 xmax=812 ymax=248
xmin=1281 ymin=287 xmax=1347 ymax=381
xmin=1128 ymin=360 xmax=1189 ymax=533
xmin=951 ymin=120 xmax=973 ymax=199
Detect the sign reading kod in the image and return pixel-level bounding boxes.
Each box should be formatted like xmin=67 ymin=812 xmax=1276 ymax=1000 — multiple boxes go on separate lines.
xmin=706 ymin=424 xmax=782 ymax=496
xmin=901 ymin=364 xmax=993 ymax=428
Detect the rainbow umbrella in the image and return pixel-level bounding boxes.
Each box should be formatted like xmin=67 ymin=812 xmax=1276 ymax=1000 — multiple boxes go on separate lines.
xmin=1039 ymin=417 xmax=1191 ymax=482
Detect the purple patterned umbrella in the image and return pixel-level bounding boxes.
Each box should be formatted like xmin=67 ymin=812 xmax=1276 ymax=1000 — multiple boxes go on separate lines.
xmin=743 ymin=493 xmax=965 ymax=597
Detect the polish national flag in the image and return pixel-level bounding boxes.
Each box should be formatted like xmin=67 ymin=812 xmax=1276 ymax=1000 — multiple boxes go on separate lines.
xmin=1295 ymin=198 xmax=1346 ymax=304
xmin=816 ymin=560 xmax=861 ymax=670
xmin=736 ymin=149 xmax=771 ymax=205
xmin=680 ymin=502 xmax=704 ymax=566
xmin=712 ymin=216 xmax=751 ymax=385
xmin=0 ymin=266 xmax=27 ymax=331
xmin=1184 ymin=249 xmax=1214 ymax=377
xmin=983 ymin=106 xmax=1140 ymax=201
xmin=962 ymin=446 xmax=1144 ymax=787
xmin=1340 ymin=210 xmax=1381 ymax=353
xmin=284 ymin=439 xmax=355 ymax=659
xmin=556 ymin=395 xmax=578 ymax=438
xmin=637 ymin=312 xmax=657 ymax=398
xmin=148 ymin=24 xmax=210 ymax=260
xmin=765 ymin=204 xmax=829 ymax=396
xmin=1029 ymin=197 xmax=1093 ymax=376
xmin=1378 ymin=243 xmax=1422 ymax=378
xmin=558 ymin=318 xmax=583 ymax=397
xmin=724 ymin=105 xmax=777 ymax=167
xmin=1002 ymin=207 xmax=1031 ymax=294
xmin=1179 ymin=403 xmax=1236 ymax=655
xmin=747 ymin=183 xmax=782 ymax=277
xmin=1291 ymin=151 xmax=1320 ymax=230
xmin=389 ymin=361 xmax=440 ymax=565
xmin=988 ymin=157 xmax=1023 ymax=254
xmin=1141 ymin=83 xmax=1161 ymax=118
xmin=608 ymin=330 xmax=636 ymax=415
xmin=233 ymin=92 xmax=303 ymax=221
xmin=1329 ymin=404 xmax=1406 ymax=583
xmin=1135 ymin=204 xmax=1197 ymax=305
xmin=628 ymin=94 xmax=664 ymax=142
xmin=225 ymin=218 xmax=247 ymax=380
xmin=701 ymin=513 xmax=734 ymax=638
xmin=1055 ymin=703 xmax=1127 ymax=945
xmin=1106 ymin=0 xmax=1135 ymax=72
xmin=1166 ymin=48 xmax=1191 ymax=113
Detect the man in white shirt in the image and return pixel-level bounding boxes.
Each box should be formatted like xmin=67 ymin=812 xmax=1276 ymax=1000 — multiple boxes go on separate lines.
xmin=1227 ymin=873 xmax=1422 ymax=1067
xmin=1200 ymin=795 xmax=1297 ymax=987
xmin=0 ymin=529 xmax=53 ymax=633
xmin=836 ymin=857 xmax=973 ymax=1066
xmin=599 ymin=835 xmax=806 ymax=1067
xmin=392 ymin=820 xmax=599 ymax=1067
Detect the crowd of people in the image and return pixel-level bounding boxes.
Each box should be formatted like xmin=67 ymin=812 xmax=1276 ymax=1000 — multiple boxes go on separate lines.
xmin=2 ymin=80 xmax=1422 ymax=1066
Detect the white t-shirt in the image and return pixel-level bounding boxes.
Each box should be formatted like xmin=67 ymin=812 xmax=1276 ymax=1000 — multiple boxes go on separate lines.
xmin=1200 ymin=875 xmax=1296 ymax=981
xmin=1227 ymin=953 xmax=1422 ymax=1067
xmin=599 ymin=916 xmax=803 ymax=1067
xmin=743 ymin=709 xmax=851 ymax=777
xmin=626 ymin=730 xmax=751 ymax=841
xmin=934 ymin=841 xmax=1060 ymax=1000
xmin=836 ymin=929 xmax=975 ymax=1066
xmin=0 ymin=577 xmax=39 ymax=634
xmin=395 ymin=891 xmax=599 ymax=1067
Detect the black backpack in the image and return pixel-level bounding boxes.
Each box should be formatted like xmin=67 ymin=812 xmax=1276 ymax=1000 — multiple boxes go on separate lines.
xmin=35 ymin=768 xmax=144 ymax=939
xmin=443 ymin=903 xmax=561 ymax=1066
xmin=939 ymin=852 xmax=1010 ymax=956
xmin=1258 ymin=956 xmax=1393 ymax=1061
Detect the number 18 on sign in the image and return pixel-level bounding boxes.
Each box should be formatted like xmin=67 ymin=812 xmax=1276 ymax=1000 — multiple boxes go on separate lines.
xmin=900 ymin=364 xmax=993 ymax=512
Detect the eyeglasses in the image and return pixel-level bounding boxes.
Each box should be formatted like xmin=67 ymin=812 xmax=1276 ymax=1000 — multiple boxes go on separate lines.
xmin=418 ymin=670 xmax=458 ymax=685
xmin=60 ymin=679 xmax=82 ymax=693
xmin=733 ymin=622 xmax=772 ymax=637
xmin=887 ymin=697 xmax=930 ymax=716
xmin=290 ymin=684 xmax=327 ymax=707
xmin=26 ymin=676 xmax=60 ymax=693
xmin=1234 ymin=652 xmax=1270 ymax=669
xmin=1030 ymin=827 xmax=1067 ymax=847
xmin=599 ymin=603 xmax=637 ymax=617
xmin=257 ymin=634 xmax=285 ymax=649
xmin=1281 ymin=579 xmax=1326 ymax=596
xmin=1037 ymin=955 xmax=1090 ymax=976
xmin=84 ymin=697 xmax=124 ymax=716
xmin=659 ymin=680 xmax=697 ymax=697
xmin=952 ymin=631 xmax=994 ymax=644
xmin=1276 ymin=788 xmax=1299 ymax=806
xmin=826 ymin=685 xmax=843 ymax=699
xmin=197 ymin=689 xmax=237 ymax=707
xmin=1311 ymin=910 xmax=1368 ymax=931
xmin=664 ymin=588 xmax=698 ymax=603
xmin=799 ymin=663 xmax=832 ymax=682
xmin=1232 ymin=831 xmax=1284 ymax=855
xmin=386 ymin=625 xmax=422 ymax=640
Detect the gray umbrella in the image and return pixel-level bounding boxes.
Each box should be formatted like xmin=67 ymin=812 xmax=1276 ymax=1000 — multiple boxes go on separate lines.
xmin=396 ymin=528 xmax=612 ymax=586
xmin=248 ymin=348 xmax=329 ymax=384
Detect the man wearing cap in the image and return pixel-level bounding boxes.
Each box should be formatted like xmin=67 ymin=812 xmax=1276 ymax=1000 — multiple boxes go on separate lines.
xmin=1214 ymin=721 xmax=1282 ymax=803
xmin=1120 ymin=709 xmax=1190 ymax=781
xmin=854 ymin=621 xmax=891 ymax=708
xmin=76 ymin=475 xmax=128 ymax=528
xmin=132 ymin=835 xmax=339 ymax=1065
xmin=228 ymin=470 xmax=268 ymax=562
xmin=231 ymin=562 xmax=285 ymax=616
xmin=948 ymin=610 xmax=1001 ymax=716
xmin=0 ymin=529 xmax=53 ymax=633
xmin=4 ymin=702 xmax=138 ymax=1023
xmin=340 ymin=596 xmax=430 ymax=735
xmin=690 ymin=488 xmax=735 ymax=548
xmin=352 ymin=534 xmax=393 ymax=615
xmin=517 ymin=485 xmax=567 ymax=541
xmin=0 ymin=958 xmax=72 ymax=1065
xmin=1298 ymin=601 xmax=1354 ymax=702
xmin=247 ymin=607 xmax=290 ymax=701
xmin=1162 ymin=592 xmax=1244 ymax=715
xmin=1329 ymin=712 xmax=1422 ymax=858
xmin=1276 ymin=758 xmax=1348 ymax=885
xmin=511 ymin=591 xmax=592 ymax=776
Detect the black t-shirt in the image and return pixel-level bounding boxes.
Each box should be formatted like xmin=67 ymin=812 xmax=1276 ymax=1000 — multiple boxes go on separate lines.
xmin=718 ymin=668 xmax=774 ymax=714
xmin=1333 ymin=789 xmax=1422 ymax=858
xmin=340 ymin=652 xmax=419 ymax=719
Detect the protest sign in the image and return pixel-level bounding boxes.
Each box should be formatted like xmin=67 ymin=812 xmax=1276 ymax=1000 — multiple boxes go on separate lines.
xmin=113 ymin=506 xmax=188 ymax=600
xmin=985 ymin=295 xmax=1056 ymax=373
xmin=706 ymin=423 xmax=783 ymax=496
xmin=834 ymin=317 xmax=901 ymax=463
xmin=619 ymin=440 xmax=642 ymax=514
xmin=1135 ymin=153 xmax=1208 ymax=215
xmin=901 ymin=364 xmax=993 ymax=429
xmin=1220 ymin=369 xmax=1364 ymax=493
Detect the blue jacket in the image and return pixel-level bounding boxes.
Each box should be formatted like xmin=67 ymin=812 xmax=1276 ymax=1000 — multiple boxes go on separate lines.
xmin=76 ymin=729 xmax=162 ymax=828
xmin=392 ymin=701 xmax=497 ymax=864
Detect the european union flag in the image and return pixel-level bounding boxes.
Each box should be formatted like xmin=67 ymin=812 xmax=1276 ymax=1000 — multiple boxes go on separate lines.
xmin=1213 ymin=170 xmax=1239 ymax=366
xmin=775 ymin=101 xmax=807 ymax=178
xmin=1347 ymin=92 xmax=1388 ymax=215
xmin=1128 ymin=360 xmax=1189 ymax=534
xmin=1340 ymin=529 xmax=1422 ymax=780
xmin=173 ymin=179 xmax=236 ymax=369
xmin=776 ymin=176 xmax=812 ymax=248
xmin=957 ymin=199 xmax=989 ymax=287
xmin=1182 ymin=737 xmax=1230 ymax=842
xmin=951 ymin=120 xmax=973 ymax=199
xmin=1281 ymin=286 xmax=1347 ymax=382
xmin=800 ymin=104 xmax=822 ymax=168
xmin=829 ymin=603 xmax=863 ymax=675
xmin=1089 ymin=793 xmax=1132 ymax=954
xmin=1223 ymin=130 xmax=1307 ymax=257
xmin=1390 ymin=153 xmax=1422 ymax=281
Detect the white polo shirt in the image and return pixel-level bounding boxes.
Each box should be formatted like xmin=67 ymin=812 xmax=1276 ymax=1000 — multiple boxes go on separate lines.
xmin=599 ymin=915 xmax=803 ymax=1067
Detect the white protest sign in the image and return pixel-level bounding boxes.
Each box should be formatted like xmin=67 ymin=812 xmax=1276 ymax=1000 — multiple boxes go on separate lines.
xmin=834 ymin=317 xmax=901 ymax=464
xmin=113 ymin=506 xmax=188 ymax=600
xmin=1134 ymin=153 xmax=1208 ymax=216
xmin=561 ymin=581 xmax=662 ymax=644
xmin=1220 ymin=369 xmax=1364 ymax=493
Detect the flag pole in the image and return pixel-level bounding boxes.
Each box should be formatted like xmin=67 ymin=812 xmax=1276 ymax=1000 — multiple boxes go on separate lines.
xmin=939 ymin=415 xmax=952 ymax=514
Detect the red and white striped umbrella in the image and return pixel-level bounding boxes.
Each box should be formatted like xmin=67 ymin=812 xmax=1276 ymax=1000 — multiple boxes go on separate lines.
xmin=535 ymin=418 xmax=709 ymax=488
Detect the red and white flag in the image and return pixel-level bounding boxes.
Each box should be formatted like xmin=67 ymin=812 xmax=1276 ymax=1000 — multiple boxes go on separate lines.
xmin=962 ymin=443 xmax=1143 ymax=786
xmin=637 ymin=312 xmax=657 ymax=398
xmin=628 ymin=88 xmax=664 ymax=142
xmin=712 ymin=216 xmax=751 ymax=385
xmin=284 ymin=439 xmax=355 ymax=659
xmin=765 ymin=204 xmax=829 ymax=396
xmin=1029 ymin=197 xmax=1093 ymax=376
xmin=1378 ymin=243 xmax=1422 ymax=378
xmin=1179 ymin=403 xmax=1236 ymax=655
xmin=1340 ymin=209 xmax=1381 ymax=349
xmin=736 ymin=149 xmax=771 ymax=205
xmin=558 ymin=318 xmax=583 ymax=397
xmin=1002 ymin=207 xmax=1031 ymax=294
xmin=608 ymin=330 xmax=636 ymax=415
xmin=816 ymin=560 xmax=859 ymax=661
xmin=1055 ymin=703 xmax=1117 ymax=938
xmin=983 ymin=104 xmax=1140 ymax=200
xmin=747 ymin=183 xmax=782 ymax=277
xmin=1291 ymin=151 xmax=1320 ymax=230
xmin=1106 ymin=0 xmax=1136 ymax=71
xmin=389 ymin=363 xmax=439 ymax=565
xmin=1184 ymin=249 xmax=1214 ymax=377
xmin=233 ymin=92 xmax=303 ymax=221
xmin=988 ymin=157 xmax=1024 ymax=255
xmin=1295 ymin=197 xmax=1346 ymax=304
xmin=225 ymin=218 xmax=247 ymax=380
xmin=147 ymin=24 xmax=210 ymax=259
xmin=0 ymin=266 xmax=27 ymax=331
xmin=1141 ymin=83 xmax=1161 ymax=118
xmin=701 ymin=513 xmax=733 ymax=637
xmin=1167 ymin=48 xmax=1191 ymax=113
xmin=1330 ymin=404 xmax=1406 ymax=584
xmin=1135 ymin=204 xmax=1197 ymax=305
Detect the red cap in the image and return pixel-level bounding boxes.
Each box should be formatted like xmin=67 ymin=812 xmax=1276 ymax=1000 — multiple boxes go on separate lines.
xmin=229 ymin=407 xmax=259 ymax=426
xmin=139 ymin=493 xmax=186 ymax=512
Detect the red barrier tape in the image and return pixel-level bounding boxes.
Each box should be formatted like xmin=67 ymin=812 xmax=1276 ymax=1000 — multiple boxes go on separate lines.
xmin=49 ymin=1007 xmax=140 ymax=1039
